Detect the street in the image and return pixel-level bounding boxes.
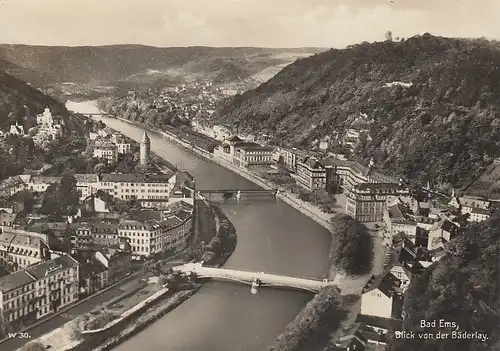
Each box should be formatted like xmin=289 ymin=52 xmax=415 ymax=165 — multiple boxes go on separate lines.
xmin=1 ymin=272 xmax=146 ymax=351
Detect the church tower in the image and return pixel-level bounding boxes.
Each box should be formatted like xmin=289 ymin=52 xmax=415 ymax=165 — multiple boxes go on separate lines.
xmin=140 ymin=128 xmax=151 ymax=166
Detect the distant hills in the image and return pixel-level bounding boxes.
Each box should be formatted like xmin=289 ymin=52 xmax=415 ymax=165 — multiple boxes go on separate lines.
xmin=210 ymin=34 xmax=500 ymax=189
xmin=0 ymin=60 xmax=68 ymax=128
xmin=0 ymin=44 xmax=325 ymax=88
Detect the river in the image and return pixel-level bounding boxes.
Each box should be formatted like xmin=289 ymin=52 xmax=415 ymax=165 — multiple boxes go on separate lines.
xmin=66 ymin=100 xmax=332 ymax=351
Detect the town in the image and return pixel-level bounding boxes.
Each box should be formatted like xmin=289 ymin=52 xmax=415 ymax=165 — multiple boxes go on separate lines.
xmin=1 ymin=89 xmax=497 ymax=351
xmin=0 ymin=106 xmax=200 ymax=351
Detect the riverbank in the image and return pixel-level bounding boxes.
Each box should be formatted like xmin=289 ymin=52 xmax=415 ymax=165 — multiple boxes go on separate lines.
xmin=108 ymin=114 xmax=332 ymax=230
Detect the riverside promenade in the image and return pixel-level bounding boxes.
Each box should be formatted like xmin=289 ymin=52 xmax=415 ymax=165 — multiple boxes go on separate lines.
xmin=107 ymin=115 xmax=333 ymax=230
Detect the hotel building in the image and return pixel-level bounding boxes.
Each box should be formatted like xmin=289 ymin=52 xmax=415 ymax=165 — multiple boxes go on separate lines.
xmin=0 ymin=254 xmax=79 ymax=332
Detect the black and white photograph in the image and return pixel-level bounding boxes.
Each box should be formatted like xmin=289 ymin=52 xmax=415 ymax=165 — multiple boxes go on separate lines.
xmin=0 ymin=1 xmax=499 ymax=350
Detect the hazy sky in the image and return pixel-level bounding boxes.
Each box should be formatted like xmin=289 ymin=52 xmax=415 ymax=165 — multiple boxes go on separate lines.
xmin=0 ymin=0 xmax=499 ymax=48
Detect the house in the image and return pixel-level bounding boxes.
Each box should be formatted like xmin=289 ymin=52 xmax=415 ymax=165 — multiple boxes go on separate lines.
xmin=0 ymin=213 xmax=18 ymax=230
xmin=74 ymin=174 xmax=99 ymax=200
xmin=95 ymin=242 xmax=132 ymax=283
xmin=0 ymin=254 xmax=79 ymax=332
xmin=331 ymin=323 xmax=367 ymax=351
xmin=83 ymin=192 xmax=112 ymax=213
xmin=73 ymin=251 xmax=108 ymax=296
xmin=361 ymin=273 xmax=404 ymax=319
xmin=92 ymin=140 xmax=119 ymax=165
xmin=427 ymin=217 xmax=459 ymax=251
xmin=296 ymin=156 xmax=327 ymax=191
xmin=468 ymin=208 xmax=490 ymax=223
xmin=449 ymin=194 xmax=490 ymax=214
xmin=9 ymin=122 xmax=25 ymax=136
xmin=277 ymin=148 xmax=321 ymax=173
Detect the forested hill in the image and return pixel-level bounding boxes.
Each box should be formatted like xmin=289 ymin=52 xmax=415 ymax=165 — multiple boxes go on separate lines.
xmin=213 ymin=34 xmax=500 ymax=188
xmin=0 ymin=63 xmax=68 ymax=128
xmin=0 ymin=44 xmax=324 ymax=86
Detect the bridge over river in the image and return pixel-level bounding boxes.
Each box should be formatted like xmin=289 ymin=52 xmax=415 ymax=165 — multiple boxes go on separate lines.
xmin=173 ymin=262 xmax=334 ymax=293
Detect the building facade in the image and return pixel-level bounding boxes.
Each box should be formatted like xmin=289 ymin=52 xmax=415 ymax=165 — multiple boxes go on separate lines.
xmin=0 ymin=254 xmax=79 ymax=332
xmin=0 ymin=230 xmax=51 ymax=271
xmin=98 ymin=173 xmax=174 ymax=201
xmin=296 ymin=156 xmax=327 ymax=191
xmin=346 ymin=183 xmax=410 ymax=223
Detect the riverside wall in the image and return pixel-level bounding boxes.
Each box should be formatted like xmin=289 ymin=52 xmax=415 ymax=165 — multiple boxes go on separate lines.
xmin=112 ymin=116 xmax=332 ymax=230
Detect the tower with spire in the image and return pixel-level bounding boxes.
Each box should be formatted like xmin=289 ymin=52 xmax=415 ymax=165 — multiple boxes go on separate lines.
xmin=140 ymin=127 xmax=151 ymax=166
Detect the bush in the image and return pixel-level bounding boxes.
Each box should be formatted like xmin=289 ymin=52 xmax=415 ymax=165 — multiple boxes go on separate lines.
xmin=271 ymin=286 xmax=348 ymax=351
xmin=329 ymin=213 xmax=373 ymax=275
xmin=20 ymin=341 xmax=45 ymax=351
xmin=68 ymin=309 xmax=117 ymax=340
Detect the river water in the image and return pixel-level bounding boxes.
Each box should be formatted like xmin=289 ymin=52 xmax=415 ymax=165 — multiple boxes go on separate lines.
xmin=66 ymin=101 xmax=332 ymax=351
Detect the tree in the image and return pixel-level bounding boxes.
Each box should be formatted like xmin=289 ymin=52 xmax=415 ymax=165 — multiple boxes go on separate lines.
xmin=385 ymin=31 xmax=393 ymax=41
xmin=329 ymin=213 xmax=373 ymax=275
xmin=41 ymin=174 xmax=79 ymax=215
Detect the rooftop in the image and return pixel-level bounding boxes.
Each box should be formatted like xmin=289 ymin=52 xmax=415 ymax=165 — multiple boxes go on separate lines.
xmin=74 ymin=174 xmax=99 ymax=183
xmin=100 ymin=173 xmax=172 ymax=183
xmin=0 ymin=270 xmax=35 ymax=293
xmin=26 ymin=254 xmax=78 ymax=279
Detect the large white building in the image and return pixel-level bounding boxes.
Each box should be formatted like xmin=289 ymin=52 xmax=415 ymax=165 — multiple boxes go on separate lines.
xmin=0 ymin=254 xmax=79 ymax=332
xmin=361 ymin=273 xmax=403 ymax=319
xmin=0 ymin=229 xmax=51 ymax=271
xmin=98 ymin=173 xmax=174 ymax=201
xmin=36 ymin=107 xmax=63 ymax=140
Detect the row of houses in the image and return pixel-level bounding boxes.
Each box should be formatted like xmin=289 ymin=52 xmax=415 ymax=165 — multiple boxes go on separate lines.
xmin=72 ymin=199 xmax=194 ymax=259
xmin=0 ymin=242 xmax=132 ymax=334
xmin=0 ymin=170 xmax=194 ymax=204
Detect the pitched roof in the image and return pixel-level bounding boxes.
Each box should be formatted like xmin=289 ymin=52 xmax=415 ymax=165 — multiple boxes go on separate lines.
xmin=26 ymin=255 xmax=78 ymax=279
xmin=0 ymin=271 xmax=35 ymax=293
xmin=100 ymin=173 xmax=172 ymax=183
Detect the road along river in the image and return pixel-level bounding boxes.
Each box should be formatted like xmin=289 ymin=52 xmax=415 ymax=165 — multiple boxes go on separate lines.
xmin=66 ymin=100 xmax=332 ymax=351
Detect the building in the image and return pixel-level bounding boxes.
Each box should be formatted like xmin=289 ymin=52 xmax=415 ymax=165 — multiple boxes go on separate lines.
xmin=232 ymin=143 xmax=275 ymax=168
xmin=0 ymin=229 xmax=51 ymax=271
xmin=8 ymin=122 xmax=25 ymax=136
xmin=213 ymin=136 xmax=275 ymax=168
xmin=25 ymin=176 xmax=61 ymax=193
xmin=326 ymin=158 xmax=399 ymax=194
xmin=296 ymin=156 xmax=327 ymax=191
xmin=361 ymin=273 xmax=403 ymax=319
xmin=118 ymin=219 xmax=162 ymax=258
xmin=448 ymin=194 xmax=490 ymax=214
xmin=36 ymin=107 xmax=54 ymax=127
xmin=71 ymin=222 xmax=119 ymax=250
xmin=212 ymin=125 xmax=231 ymax=141
xmin=98 ymin=173 xmax=174 ymax=201
xmin=111 ymin=133 xmax=131 ymax=154
xmin=346 ymin=183 xmax=410 ymax=222
xmin=140 ymin=129 xmax=151 ymax=166
xmin=92 ymin=140 xmax=119 ymax=165
xmin=332 ymin=323 xmax=367 ymax=351
xmin=427 ymin=218 xmax=459 ymax=251
xmin=0 ymin=254 xmax=79 ymax=332
xmin=74 ymin=174 xmax=99 ymax=200
xmin=275 ymin=148 xmax=321 ymax=173
xmin=94 ymin=244 xmax=131 ymax=283
xmin=73 ymin=251 xmax=108 ymax=296
xmin=469 ymin=207 xmax=490 ymax=223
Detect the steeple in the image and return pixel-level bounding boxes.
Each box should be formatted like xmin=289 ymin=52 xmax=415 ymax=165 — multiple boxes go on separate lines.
xmin=140 ymin=127 xmax=151 ymax=166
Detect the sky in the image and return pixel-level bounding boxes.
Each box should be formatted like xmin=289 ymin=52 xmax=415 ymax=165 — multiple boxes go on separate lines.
xmin=0 ymin=0 xmax=499 ymax=48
